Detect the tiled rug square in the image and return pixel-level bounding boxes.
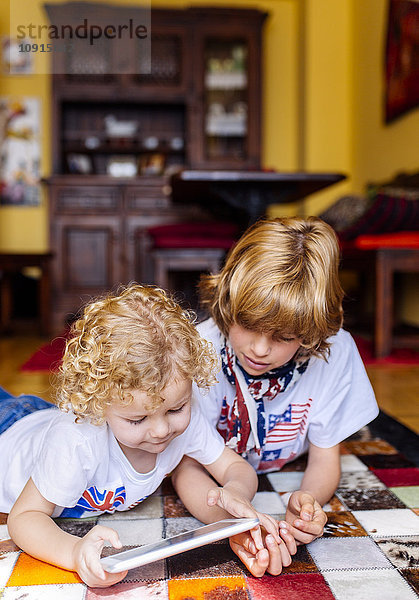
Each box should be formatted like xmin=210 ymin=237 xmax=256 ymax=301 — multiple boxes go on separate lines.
xmin=266 ymin=471 xmax=304 ymax=492
xmin=323 ymin=511 xmax=367 ymax=537
xmin=375 ymin=536 xmax=419 ymax=568
xmin=342 ymin=439 xmax=398 ymax=455
xmin=339 ymin=455 xmax=368 ymax=472
xmin=163 ymin=496 xmax=192 ymax=518
xmin=352 ymin=508 xmax=419 ymax=536
xmin=389 ymin=486 xmax=419 ymax=508
xmin=337 ymin=470 xmax=386 ymax=490
xmin=101 ymin=546 xmax=166 ymax=582
xmin=167 ymin=575 xmax=247 ymax=600
xmin=97 ymin=517 xmax=163 ymax=546
xmin=307 ymin=537 xmax=392 ymax=570
xmin=335 ymin=489 xmax=406 ymax=510
xmin=373 ymin=468 xmax=419 ymax=487
xmin=101 ymin=497 xmax=163 ymax=520
xmin=282 ymin=544 xmax=318 ymax=573
xmin=3 ymin=583 xmax=87 ymax=599
xmin=358 ymin=453 xmax=415 ymax=469
xmin=6 ymin=552 xmax=82 ymax=586
xmin=167 ymin=541 xmax=245 ymax=579
xmin=323 ymin=568 xmax=418 ymax=600
xmin=400 ymin=568 xmax=419 ymax=595
xmin=0 ymin=551 xmax=19 ymax=587
xmin=86 ymin=580 xmax=169 ymax=599
xmin=164 ymin=517 xmax=203 ymax=537
xmin=245 ymin=572 xmax=335 ymax=599
xmin=252 ymin=490 xmax=286 ymax=514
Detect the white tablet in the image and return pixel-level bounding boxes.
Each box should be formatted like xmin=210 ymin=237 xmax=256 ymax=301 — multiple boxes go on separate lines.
xmin=100 ymin=517 xmax=259 ymax=573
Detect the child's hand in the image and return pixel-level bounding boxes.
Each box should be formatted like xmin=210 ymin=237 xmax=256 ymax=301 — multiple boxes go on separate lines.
xmin=280 ymin=490 xmax=327 ymax=544
xmin=72 ymin=525 xmax=128 ymax=587
xmin=207 ymin=485 xmax=281 ymax=549
xmin=229 ymin=525 xmax=297 ymax=577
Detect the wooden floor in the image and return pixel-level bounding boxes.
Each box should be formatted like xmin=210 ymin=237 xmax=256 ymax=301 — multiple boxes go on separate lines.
xmin=0 ymin=329 xmax=419 ymax=434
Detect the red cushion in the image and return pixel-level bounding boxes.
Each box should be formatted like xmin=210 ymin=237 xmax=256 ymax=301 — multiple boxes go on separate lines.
xmin=148 ymin=222 xmax=238 ymax=237
xmin=148 ymin=222 xmax=238 ymax=250
xmin=354 ymin=231 xmax=419 ymax=249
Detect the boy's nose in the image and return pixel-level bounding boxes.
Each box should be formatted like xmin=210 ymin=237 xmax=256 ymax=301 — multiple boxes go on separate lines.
xmin=251 ymin=334 xmax=271 ymax=357
xmin=150 ymin=417 xmax=170 ymax=439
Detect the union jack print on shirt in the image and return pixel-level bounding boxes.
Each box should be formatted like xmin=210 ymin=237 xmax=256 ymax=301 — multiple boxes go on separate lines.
xmin=265 ymin=399 xmax=312 ymax=446
xmin=59 ymin=485 xmax=126 ymax=518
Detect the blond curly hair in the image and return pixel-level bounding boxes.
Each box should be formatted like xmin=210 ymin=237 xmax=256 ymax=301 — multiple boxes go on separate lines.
xmin=199 ymin=217 xmax=344 ymax=359
xmin=54 ymin=284 xmax=219 ymax=424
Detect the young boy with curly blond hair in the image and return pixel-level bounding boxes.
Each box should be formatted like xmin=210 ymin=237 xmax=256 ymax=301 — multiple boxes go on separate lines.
xmin=1 ymin=284 xmax=286 ymax=587
xmin=172 ymin=217 xmax=379 ymax=576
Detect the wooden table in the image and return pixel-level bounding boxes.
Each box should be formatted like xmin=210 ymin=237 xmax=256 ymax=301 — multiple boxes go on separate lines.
xmin=0 ymin=252 xmax=53 ymax=336
xmin=171 ymin=170 xmax=346 ymax=226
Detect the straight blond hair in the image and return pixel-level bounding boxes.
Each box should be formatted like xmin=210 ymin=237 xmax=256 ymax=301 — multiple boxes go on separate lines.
xmin=199 ymin=217 xmax=344 ymax=358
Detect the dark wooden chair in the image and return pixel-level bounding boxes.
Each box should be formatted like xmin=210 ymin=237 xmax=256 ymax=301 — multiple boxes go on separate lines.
xmin=340 ymin=232 xmax=419 ymax=358
xmin=0 ymin=252 xmax=53 ymax=336
xmin=147 ymin=222 xmax=238 ymax=292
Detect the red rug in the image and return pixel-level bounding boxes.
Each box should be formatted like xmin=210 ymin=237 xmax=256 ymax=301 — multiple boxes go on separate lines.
xmin=353 ymin=335 xmax=419 ymax=366
xmin=20 ymin=332 xmax=419 ymax=372
xmin=20 ymin=331 xmax=70 ymax=372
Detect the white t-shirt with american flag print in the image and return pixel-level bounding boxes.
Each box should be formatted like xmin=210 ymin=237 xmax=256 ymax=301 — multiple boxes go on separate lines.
xmin=195 ymin=319 xmax=379 ymax=473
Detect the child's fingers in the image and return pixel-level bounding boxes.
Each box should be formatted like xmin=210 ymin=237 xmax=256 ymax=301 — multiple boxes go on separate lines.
xmin=207 ymin=487 xmax=221 ymax=507
xmin=299 ymin=500 xmax=314 ymax=521
xmin=266 ymin=534 xmax=292 ymax=569
xmin=230 ymin=539 xmax=270 ymax=577
xmin=280 ymin=518 xmax=322 ymax=545
xmin=295 ymin=502 xmax=326 ymax=538
xmin=279 ymin=524 xmax=297 ymax=555
xmin=87 ymin=524 xmax=122 ymax=548
xmin=256 ymin=513 xmax=281 ymax=544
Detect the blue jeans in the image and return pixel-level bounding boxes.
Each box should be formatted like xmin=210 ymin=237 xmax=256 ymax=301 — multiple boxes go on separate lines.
xmin=0 ymin=386 xmax=54 ymax=435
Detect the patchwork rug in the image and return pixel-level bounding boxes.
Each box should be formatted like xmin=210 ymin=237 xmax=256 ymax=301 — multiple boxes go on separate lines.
xmin=0 ymin=411 xmax=418 ymax=600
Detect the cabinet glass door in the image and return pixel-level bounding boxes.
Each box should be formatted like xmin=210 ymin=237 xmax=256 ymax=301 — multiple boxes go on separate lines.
xmin=204 ymin=39 xmax=248 ymax=163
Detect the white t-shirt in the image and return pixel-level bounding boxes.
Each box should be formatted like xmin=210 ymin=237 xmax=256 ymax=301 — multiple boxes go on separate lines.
xmin=0 ymin=400 xmax=224 ymax=517
xmin=195 ymin=319 xmax=379 ymax=473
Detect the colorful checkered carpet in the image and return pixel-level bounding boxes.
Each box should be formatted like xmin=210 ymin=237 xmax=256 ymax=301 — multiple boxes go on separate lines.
xmin=0 ymin=411 xmax=418 ymax=599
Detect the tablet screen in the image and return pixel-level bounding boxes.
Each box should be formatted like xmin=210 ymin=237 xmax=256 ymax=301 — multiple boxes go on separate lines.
xmin=101 ymin=517 xmax=259 ymax=573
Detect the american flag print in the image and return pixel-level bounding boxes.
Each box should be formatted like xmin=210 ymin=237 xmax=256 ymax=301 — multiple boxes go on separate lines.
xmin=59 ymin=485 xmax=126 ymax=518
xmin=265 ymin=399 xmax=312 ymax=446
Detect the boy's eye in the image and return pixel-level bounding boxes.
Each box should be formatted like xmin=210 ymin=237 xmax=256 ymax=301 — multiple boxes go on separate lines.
xmin=127 ymin=417 xmax=146 ymax=425
xmin=169 ymin=404 xmax=186 ymax=414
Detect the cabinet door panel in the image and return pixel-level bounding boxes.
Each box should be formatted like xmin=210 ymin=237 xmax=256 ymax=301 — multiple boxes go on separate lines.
xmin=64 ymin=228 xmax=110 ymax=288
xmin=55 ymin=219 xmax=123 ymax=292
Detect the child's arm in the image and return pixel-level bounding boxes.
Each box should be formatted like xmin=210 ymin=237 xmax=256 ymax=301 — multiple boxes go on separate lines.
xmin=172 ymin=449 xmax=297 ymax=576
xmin=7 ymin=478 xmax=127 ymax=587
xmin=280 ymin=443 xmax=340 ymax=544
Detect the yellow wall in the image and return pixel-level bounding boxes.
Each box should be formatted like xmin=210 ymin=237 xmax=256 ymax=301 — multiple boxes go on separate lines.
xmin=1 ymin=0 xmax=418 ymax=250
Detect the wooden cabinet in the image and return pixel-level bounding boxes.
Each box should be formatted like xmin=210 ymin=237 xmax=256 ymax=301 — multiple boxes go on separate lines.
xmin=47 ymin=6 xmax=267 ymax=331
xmin=47 ymin=175 xmax=207 ymax=331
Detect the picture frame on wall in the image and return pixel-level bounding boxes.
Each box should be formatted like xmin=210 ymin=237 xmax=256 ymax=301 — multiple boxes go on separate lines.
xmin=0 ymin=96 xmax=41 ymax=205
xmin=385 ymin=0 xmax=419 ymax=123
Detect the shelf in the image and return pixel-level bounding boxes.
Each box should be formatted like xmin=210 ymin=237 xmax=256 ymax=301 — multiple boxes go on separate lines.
xmin=63 ymin=143 xmax=185 ymax=155
xmin=205 ymin=71 xmax=247 ymax=90
xmin=205 ymin=114 xmax=246 ymax=137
